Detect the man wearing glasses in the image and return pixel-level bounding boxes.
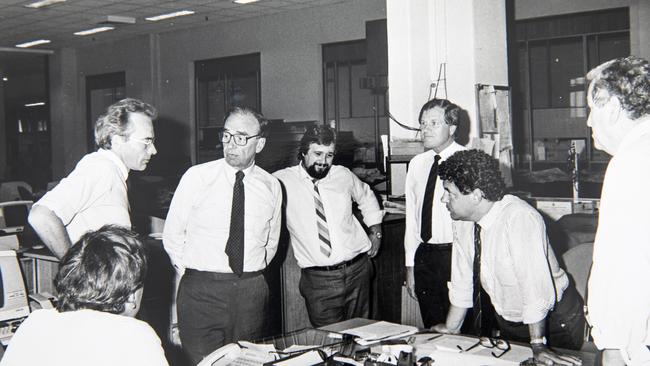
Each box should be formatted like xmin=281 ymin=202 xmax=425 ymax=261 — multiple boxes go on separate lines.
xmin=432 ymin=150 xmax=584 ymax=366
xmin=404 ymin=98 xmax=466 ymax=328
xmin=29 ymin=98 xmax=157 ymax=259
xmin=273 ymin=125 xmax=383 ymax=327
xmin=163 ymin=107 xmax=281 ymax=365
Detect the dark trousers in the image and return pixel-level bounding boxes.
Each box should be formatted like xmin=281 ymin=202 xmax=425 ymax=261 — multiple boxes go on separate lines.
xmin=495 ymin=284 xmax=585 ymax=350
xmin=414 ymin=243 xmax=452 ymax=328
xmin=299 ymin=254 xmax=372 ymax=328
xmin=177 ymin=269 xmax=269 ymax=366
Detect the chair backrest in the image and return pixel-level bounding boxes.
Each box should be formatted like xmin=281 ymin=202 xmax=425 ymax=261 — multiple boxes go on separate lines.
xmin=0 ymin=182 xmax=33 ymax=202
xmin=561 ymin=242 xmax=594 ymax=301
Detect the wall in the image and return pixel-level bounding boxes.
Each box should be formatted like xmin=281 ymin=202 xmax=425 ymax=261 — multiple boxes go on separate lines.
xmin=48 ymin=0 xmax=386 ymax=177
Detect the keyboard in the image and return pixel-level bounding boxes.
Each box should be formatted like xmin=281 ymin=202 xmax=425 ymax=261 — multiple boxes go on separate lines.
xmin=0 ymin=317 xmax=26 ymax=346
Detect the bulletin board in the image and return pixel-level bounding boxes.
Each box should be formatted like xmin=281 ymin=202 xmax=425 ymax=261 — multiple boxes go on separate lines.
xmin=475 ymin=84 xmax=514 ymax=186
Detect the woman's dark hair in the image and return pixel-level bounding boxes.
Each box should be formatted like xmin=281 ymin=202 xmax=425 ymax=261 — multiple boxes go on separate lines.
xmin=438 ymin=149 xmax=506 ymax=201
xmin=54 ymin=225 xmax=147 ymax=314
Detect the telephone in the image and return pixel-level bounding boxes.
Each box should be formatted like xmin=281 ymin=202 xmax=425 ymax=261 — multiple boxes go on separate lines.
xmin=28 ymin=293 xmax=55 ymax=311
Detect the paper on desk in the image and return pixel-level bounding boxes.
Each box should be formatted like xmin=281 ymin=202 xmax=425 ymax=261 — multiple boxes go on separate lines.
xmin=343 ymin=321 xmax=418 ymax=346
xmin=271 ymin=350 xmax=324 ymax=366
xmin=414 ymin=334 xmax=533 ymax=364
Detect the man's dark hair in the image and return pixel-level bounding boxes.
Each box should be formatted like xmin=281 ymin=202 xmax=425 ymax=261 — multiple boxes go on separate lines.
xmin=54 ymin=225 xmax=148 ymax=314
xmin=95 ymin=98 xmax=157 ymax=149
xmin=587 ymin=56 xmax=650 ymax=120
xmin=418 ymin=98 xmax=461 ymax=126
xmin=438 ymin=149 xmax=506 ymax=201
xmin=225 ymin=106 xmax=269 ymax=137
xmin=298 ymin=124 xmax=337 ymax=160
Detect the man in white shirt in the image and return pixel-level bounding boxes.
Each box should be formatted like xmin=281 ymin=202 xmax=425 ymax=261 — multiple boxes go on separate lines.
xmin=585 ymin=56 xmax=650 ymax=366
xmin=163 ymin=107 xmax=281 ymax=365
xmin=28 ymin=98 xmax=157 ymax=258
xmin=0 ymin=225 xmax=169 ymax=366
xmin=273 ymin=125 xmax=383 ymax=327
xmin=404 ymin=98 xmax=465 ymax=328
xmin=433 ymin=150 xmax=583 ymax=366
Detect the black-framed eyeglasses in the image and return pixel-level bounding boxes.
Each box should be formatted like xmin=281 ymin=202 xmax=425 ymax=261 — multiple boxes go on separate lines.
xmin=221 ymin=131 xmax=260 ymax=146
xmin=456 ymin=337 xmax=511 ymax=358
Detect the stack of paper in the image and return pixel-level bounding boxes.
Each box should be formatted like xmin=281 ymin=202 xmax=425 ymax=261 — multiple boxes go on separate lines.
xmin=342 ymin=321 xmax=418 ymax=346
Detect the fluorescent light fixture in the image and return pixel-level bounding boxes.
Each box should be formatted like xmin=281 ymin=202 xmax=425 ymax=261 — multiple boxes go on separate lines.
xmin=74 ymin=26 xmax=114 ymax=36
xmin=15 ymin=39 xmax=51 ymax=48
xmin=24 ymin=0 xmax=65 ymax=9
xmin=2 ymin=77 xmax=7 ymax=82
xmin=145 ymin=10 xmax=194 ymax=22
xmin=25 ymin=102 xmax=45 ymax=107
xmin=102 ymin=15 xmax=136 ymax=24
xmin=233 ymin=0 xmax=260 ymax=3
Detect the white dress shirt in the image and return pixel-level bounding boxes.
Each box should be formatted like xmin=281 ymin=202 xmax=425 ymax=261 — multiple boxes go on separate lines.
xmin=34 ymin=149 xmax=130 ymax=243
xmin=0 ymin=309 xmax=168 ymax=366
xmin=163 ymin=159 xmax=282 ymax=273
xmin=404 ymin=142 xmax=465 ymax=266
xmin=449 ymin=195 xmax=569 ymax=324
xmin=273 ymin=164 xmax=384 ymax=268
xmin=588 ymin=121 xmax=650 ymax=361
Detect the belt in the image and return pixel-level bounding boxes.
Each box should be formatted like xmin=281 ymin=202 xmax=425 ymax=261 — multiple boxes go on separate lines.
xmin=184 ymin=268 xmax=263 ymax=280
xmin=419 ymin=242 xmax=452 ymax=250
xmin=304 ymin=253 xmax=367 ymax=272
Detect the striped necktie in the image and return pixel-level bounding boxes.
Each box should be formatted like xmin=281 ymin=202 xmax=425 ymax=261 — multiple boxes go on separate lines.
xmin=312 ymin=179 xmax=331 ymax=257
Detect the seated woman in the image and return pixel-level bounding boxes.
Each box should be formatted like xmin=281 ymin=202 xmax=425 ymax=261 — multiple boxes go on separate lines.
xmin=0 ymin=225 xmax=169 ymax=366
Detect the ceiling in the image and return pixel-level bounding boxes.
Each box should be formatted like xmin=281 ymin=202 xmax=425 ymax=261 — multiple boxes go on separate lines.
xmin=0 ymin=0 xmax=348 ymax=50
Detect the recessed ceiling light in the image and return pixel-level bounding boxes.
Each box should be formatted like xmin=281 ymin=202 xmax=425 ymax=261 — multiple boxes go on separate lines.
xmin=15 ymin=39 xmax=51 ymax=48
xmin=145 ymin=10 xmax=194 ymax=22
xmin=233 ymin=0 xmax=260 ymax=4
xmin=74 ymin=26 xmax=115 ymax=36
xmin=25 ymin=102 xmax=46 ymax=107
xmin=24 ymin=0 xmax=65 ymax=9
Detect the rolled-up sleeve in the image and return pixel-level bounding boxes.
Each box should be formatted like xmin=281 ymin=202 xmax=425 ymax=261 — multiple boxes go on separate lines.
xmin=404 ymin=164 xmax=420 ymax=267
xmin=448 ymin=221 xmax=474 ymax=309
xmin=507 ymin=211 xmax=557 ymax=324
xmin=264 ymin=179 xmax=283 ymax=263
xmin=163 ymin=169 xmax=199 ymax=272
xmin=350 ymin=173 xmax=384 ymax=227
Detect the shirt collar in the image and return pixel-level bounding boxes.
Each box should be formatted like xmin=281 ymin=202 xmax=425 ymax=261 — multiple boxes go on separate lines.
xmin=477 ymin=194 xmax=511 ymax=229
xmin=98 ymin=148 xmax=129 ymax=180
xmin=428 ymin=141 xmax=460 ymax=160
xmin=618 ymin=119 xmax=650 ymax=152
xmin=224 ymin=160 xmax=255 ymax=180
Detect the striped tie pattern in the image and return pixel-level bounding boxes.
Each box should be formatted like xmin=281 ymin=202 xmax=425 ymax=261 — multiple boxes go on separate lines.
xmin=312 ymin=179 xmax=331 ymax=257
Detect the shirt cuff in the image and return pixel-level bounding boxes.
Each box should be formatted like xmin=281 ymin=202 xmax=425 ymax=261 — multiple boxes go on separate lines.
xmin=521 ymin=300 xmax=553 ymax=324
xmin=363 ymin=210 xmax=385 ymax=227
xmin=448 ymin=282 xmax=473 ymax=309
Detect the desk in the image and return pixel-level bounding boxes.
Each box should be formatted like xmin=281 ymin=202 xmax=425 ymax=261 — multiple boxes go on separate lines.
xmin=322 ymin=318 xmax=598 ymax=366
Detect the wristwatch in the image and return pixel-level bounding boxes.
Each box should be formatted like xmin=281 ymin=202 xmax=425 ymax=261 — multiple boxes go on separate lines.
xmin=530 ymin=336 xmax=547 ymax=346
xmin=373 ymin=231 xmax=382 ymax=239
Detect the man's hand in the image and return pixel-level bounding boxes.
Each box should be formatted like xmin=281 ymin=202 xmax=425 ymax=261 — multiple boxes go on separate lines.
xmin=431 ymin=323 xmax=459 ymax=334
xmin=367 ymin=232 xmax=381 ymax=258
xmin=532 ymin=345 xmax=582 ymax=366
xmin=405 ymin=266 xmax=416 ymax=299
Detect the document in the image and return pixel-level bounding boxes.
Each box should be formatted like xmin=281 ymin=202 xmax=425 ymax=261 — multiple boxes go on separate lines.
xmin=342 ymin=321 xmax=418 ymax=346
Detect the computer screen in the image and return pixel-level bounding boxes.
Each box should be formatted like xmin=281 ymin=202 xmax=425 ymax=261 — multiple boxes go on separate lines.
xmin=0 ymin=251 xmax=30 ymax=323
xmin=0 ymin=201 xmax=32 ymax=234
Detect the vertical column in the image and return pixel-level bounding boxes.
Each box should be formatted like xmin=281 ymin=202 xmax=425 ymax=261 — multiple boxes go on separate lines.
xmin=49 ymin=47 xmax=81 ymax=178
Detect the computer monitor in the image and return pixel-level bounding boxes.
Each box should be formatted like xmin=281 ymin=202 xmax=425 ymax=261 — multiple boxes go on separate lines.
xmin=0 ymin=201 xmax=32 ymax=235
xmin=0 ymin=251 xmax=30 ymax=323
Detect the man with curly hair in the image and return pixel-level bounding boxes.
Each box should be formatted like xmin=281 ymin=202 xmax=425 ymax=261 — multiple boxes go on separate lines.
xmin=432 ymin=150 xmax=583 ymax=366
xmin=29 ymin=98 xmax=157 ymax=259
xmin=0 ymin=225 xmax=168 ymax=366
xmin=586 ymin=56 xmax=650 ymax=366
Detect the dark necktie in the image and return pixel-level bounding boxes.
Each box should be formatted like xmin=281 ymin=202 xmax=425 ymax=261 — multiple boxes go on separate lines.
xmin=420 ymin=154 xmax=442 ymax=243
xmin=225 ymin=171 xmax=245 ymax=276
xmin=472 ymin=223 xmax=491 ymax=336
